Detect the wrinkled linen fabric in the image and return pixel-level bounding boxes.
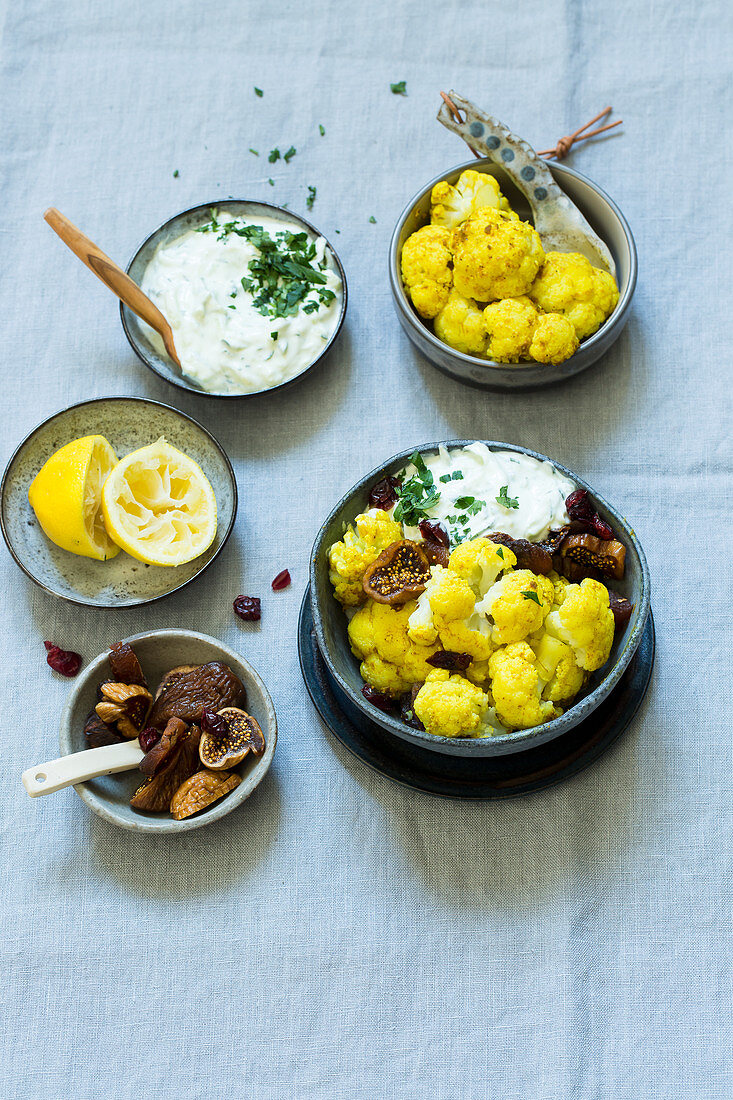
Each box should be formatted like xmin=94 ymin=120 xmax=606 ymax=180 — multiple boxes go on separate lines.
xmin=0 ymin=1 xmax=730 ymax=1097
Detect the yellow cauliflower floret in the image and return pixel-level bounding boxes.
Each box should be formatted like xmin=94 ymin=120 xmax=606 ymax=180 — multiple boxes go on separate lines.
xmin=532 ymin=633 xmax=585 ymax=703
xmin=479 ymin=569 xmax=554 ymax=644
xmin=528 ymin=313 xmax=579 ymax=365
xmin=548 ymin=571 xmax=570 ymax=608
xmin=482 ymin=296 xmax=540 ymax=362
xmin=449 ymin=538 xmax=516 ymax=596
xmin=359 ymin=655 xmax=413 ymax=696
xmin=439 ymin=619 xmax=495 ymax=662
xmin=433 ymin=289 xmax=488 ymax=356
xmin=407 ymin=566 xmax=475 ymax=645
xmin=413 ymin=669 xmax=489 ymax=738
xmin=349 ymin=599 xmax=438 ymax=697
xmin=451 ymin=208 xmax=544 ymax=302
xmin=329 ymin=510 xmax=403 ymax=607
xmin=488 ymin=642 xmax=561 ymax=730
xmin=529 ymin=252 xmax=619 ymax=341
xmin=400 ymin=225 xmax=453 ymax=319
xmin=430 ymin=169 xmax=513 ymax=229
xmin=543 ymin=578 xmax=615 ymax=671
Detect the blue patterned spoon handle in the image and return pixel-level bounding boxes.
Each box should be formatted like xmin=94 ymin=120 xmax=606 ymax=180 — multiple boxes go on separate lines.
xmin=437 ymin=92 xmax=615 ymax=277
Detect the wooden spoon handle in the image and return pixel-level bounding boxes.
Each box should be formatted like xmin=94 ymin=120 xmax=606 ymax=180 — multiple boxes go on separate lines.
xmin=44 ymin=207 xmax=180 ymax=366
xmin=21 ymin=740 xmax=144 ymax=797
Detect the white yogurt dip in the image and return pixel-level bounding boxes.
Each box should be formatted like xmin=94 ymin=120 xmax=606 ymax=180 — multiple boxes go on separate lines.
xmin=397 ymin=443 xmax=574 ymax=544
xmin=140 ymin=210 xmax=343 ymax=394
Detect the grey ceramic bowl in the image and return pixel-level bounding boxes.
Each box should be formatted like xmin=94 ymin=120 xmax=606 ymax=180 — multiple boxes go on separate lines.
xmin=310 ymin=440 xmax=650 ymax=757
xmin=0 ymin=397 xmax=237 ymax=608
xmin=59 ymin=630 xmax=277 ymax=833
xmin=121 ymin=199 xmax=348 ymax=398
xmin=389 ymin=159 xmax=637 ymax=390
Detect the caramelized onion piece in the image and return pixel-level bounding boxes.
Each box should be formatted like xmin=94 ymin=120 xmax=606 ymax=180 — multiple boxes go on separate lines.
xmin=559 ymin=534 xmax=626 ymax=580
xmin=362 ymin=540 xmax=431 ymax=605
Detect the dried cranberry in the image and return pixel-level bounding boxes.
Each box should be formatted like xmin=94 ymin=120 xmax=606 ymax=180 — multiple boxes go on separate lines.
xmin=138 ymin=727 xmax=162 ymax=753
xmin=201 ymin=708 xmax=229 ymax=739
xmin=361 ymin=685 xmax=396 ymax=713
xmin=44 ymin=641 xmax=81 ymax=678
xmin=426 ymin=651 xmax=472 ymax=671
xmin=565 ymin=489 xmax=594 ymax=523
xmin=418 ymin=519 xmax=449 ymax=549
xmin=271 ymin=569 xmax=291 ymax=591
xmin=233 ymin=595 xmax=261 ymax=621
xmin=399 ymin=690 xmax=426 ymax=731
xmin=607 ymin=590 xmax=634 ymax=629
xmin=368 ymin=475 xmax=400 ymax=511
xmin=591 ymin=515 xmax=614 ymax=541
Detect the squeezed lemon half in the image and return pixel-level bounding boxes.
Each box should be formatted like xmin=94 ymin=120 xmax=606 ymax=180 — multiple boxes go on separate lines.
xmin=101 ymin=437 xmax=217 ymax=567
xmin=28 ymin=434 xmax=120 ymax=561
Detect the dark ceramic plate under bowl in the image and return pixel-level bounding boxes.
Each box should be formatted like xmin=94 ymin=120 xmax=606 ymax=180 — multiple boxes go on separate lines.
xmin=300 ymin=588 xmax=655 ymax=799
xmin=0 ymin=397 xmax=237 ymax=608
xmin=389 ymin=158 xmax=637 ymax=391
xmin=121 ymin=199 xmax=348 ymax=399
xmin=310 ymin=440 xmax=651 ymax=758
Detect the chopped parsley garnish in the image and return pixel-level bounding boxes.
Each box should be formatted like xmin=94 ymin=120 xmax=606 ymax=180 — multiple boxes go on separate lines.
xmin=451 ymin=470 xmax=464 ymax=480
xmin=197 ymin=217 xmax=335 ymax=320
xmin=283 ymin=145 xmax=297 ymax=162
xmin=268 ymin=178 xmax=275 ymax=186
xmin=172 ymin=169 xmax=179 ymax=178
xmin=254 ymin=87 xmax=263 ymax=97
xmin=271 ymin=330 xmax=278 ymax=340
xmin=439 ymin=474 xmax=452 ymax=483
xmin=496 ymin=485 xmax=519 ymax=510
xmin=390 ymin=80 xmax=407 ymax=95
xmin=496 ymin=547 xmax=504 ymax=559
xmin=369 ymin=215 xmax=377 ymax=224
xmin=306 ymin=185 xmax=317 ymax=210
xmin=454 ymin=496 xmax=475 ymax=509
xmin=522 ymin=590 xmax=541 ymax=605
xmin=319 ymin=124 xmax=325 ymax=136
xmin=393 ymin=452 xmax=440 ymax=525
xmin=249 ymin=148 xmax=259 ymax=156
xmin=268 ymin=148 xmax=281 ymax=163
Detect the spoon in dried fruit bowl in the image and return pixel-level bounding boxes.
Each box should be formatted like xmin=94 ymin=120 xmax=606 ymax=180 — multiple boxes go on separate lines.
xmin=22 ymin=740 xmax=144 ymax=797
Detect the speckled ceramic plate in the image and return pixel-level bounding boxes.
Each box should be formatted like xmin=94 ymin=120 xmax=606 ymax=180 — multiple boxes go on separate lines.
xmin=299 ymin=588 xmax=654 ymax=799
xmin=58 ymin=630 xmax=277 ymax=833
xmin=1 ymin=397 xmax=237 ymax=607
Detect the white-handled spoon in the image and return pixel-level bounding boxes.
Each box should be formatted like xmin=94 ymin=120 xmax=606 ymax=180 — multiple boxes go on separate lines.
xmin=22 ymin=740 xmax=144 ymax=798
xmin=437 ymin=91 xmax=616 ymax=278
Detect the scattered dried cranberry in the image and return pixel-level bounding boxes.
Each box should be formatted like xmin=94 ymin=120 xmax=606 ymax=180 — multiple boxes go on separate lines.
xmin=368 ymin=475 xmax=400 ymax=511
xmin=418 ymin=519 xmax=449 ymax=549
xmin=399 ymin=689 xmax=426 ymax=731
xmin=138 ymin=727 xmax=161 ymax=753
xmin=565 ymin=489 xmax=614 ymax=541
xmin=607 ymin=591 xmax=634 ymax=630
xmin=426 ymin=651 xmax=472 ymax=671
xmin=271 ymin=569 xmax=291 ymax=591
xmin=201 ymin=708 xmax=229 ymax=739
xmin=233 ymin=595 xmax=261 ymax=621
xmin=44 ymin=641 xmax=81 ymax=678
xmin=591 ymin=515 xmax=614 ymax=541
xmin=361 ymin=685 xmax=396 ymax=713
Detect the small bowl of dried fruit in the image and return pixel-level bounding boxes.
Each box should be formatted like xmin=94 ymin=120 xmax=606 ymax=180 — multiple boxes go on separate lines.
xmin=51 ymin=630 xmax=277 ymax=832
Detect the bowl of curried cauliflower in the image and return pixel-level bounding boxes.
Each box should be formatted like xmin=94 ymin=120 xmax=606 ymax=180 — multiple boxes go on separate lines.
xmin=309 ymin=441 xmax=650 ymax=757
xmin=389 ymin=160 xmax=636 ymax=390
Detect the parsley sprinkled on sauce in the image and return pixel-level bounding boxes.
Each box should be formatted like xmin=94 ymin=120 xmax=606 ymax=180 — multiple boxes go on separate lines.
xmin=319 ymin=124 xmax=325 ymax=136
xmin=390 ymin=81 xmax=407 ymax=95
xmin=522 ymin=590 xmax=541 ymax=605
xmin=393 ymin=452 xmax=440 ymax=525
xmin=271 ymin=330 xmax=278 ymax=340
xmin=496 ymin=485 xmax=519 ymax=509
xmin=283 ymin=146 xmax=297 ymax=163
xmin=306 ymin=185 xmax=317 ymax=210
xmin=439 ymin=474 xmax=452 ymax=483
xmin=254 ymin=87 xmax=264 ymax=97
xmin=268 ymin=148 xmax=281 ymax=163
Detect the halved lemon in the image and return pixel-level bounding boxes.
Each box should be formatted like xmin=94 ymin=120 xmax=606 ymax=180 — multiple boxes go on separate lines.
xmin=28 ymin=434 xmax=120 ymax=561
xmin=101 ymin=437 xmax=217 ymax=567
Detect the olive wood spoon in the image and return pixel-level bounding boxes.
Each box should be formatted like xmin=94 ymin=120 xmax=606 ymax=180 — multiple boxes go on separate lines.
xmin=22 ymin=740 xmax=144 ymax=798
xmin=43 ymin=207 xmax=181 ymax=367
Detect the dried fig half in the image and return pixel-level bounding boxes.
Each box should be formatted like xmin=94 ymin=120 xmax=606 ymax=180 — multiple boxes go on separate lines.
xmin=130 ymin=723 xmax=202 ymax=813
xmin=486 ymin=532 xmax=553 ymax=575
xmin=84 ymin=709 xmax=124 ymax=749
xmin=170 ymin=769 xmax=242 ymax=821
xmin=139 ymin=717 xmax=187 ymax=778
xmin=148 ymin=662 xmax=247 ymax=729
xmin=559 ymin=534 xmax=626 ymax=580
xmin=199 ymin=706 xmax=265 ymax=769
xmin=362 ymin=540 xmax=430 ymax=605
xmin=154 ymin=665 xmax=198 ymax=701
xmin=108 ymin=642 xmax=147 ymax=688
xmin=608 ymin=590 xmax=634 ymax=629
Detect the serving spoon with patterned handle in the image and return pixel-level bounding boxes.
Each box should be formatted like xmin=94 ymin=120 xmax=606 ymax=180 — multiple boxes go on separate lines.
xmin=437 ymin=91 xmax=616 ymax=278
xmin=44 ymin=207 xmax=181 ymax=367
xmin=22 ymin=740 xmax=143 ymax=797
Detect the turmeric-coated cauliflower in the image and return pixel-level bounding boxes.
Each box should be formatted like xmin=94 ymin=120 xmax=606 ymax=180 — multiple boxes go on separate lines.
xmin=406 ymin=565 xmax=475 ymax=646
xmin=451 ymin=208 xmax=545 ymax=302
xmin=328 ymin=510 xmax=403 ymax=607
xmin=348 ymin=598 xmax=439 ymax=696
xmin=448 ymin=537 xmax=516 ymax=595
xmin=478 ymin=569 xmax=555 ymax=645
xmin=543 ymin=578 xmax=614 ymax=671
xmin=482 ymin=296 xmax=540 ymax=362
xmin=433 ymin=289 xmax=488 ymax=356
xmin=430 ymin=169 xmax=513 ymax=230
xmin=529 ymin=252 xmax=619 ymax=341
xmin=400 ymin=224 xmax=453 ymax=319
xmin=413 ymin=669 xmax=490 ymax=738
xmin=528 ymin=313 xmax=579 ymax=365
xmin=488 ymin=642 xmax=561 ymax=730
xmin=532 ymin=633 xmax=585 ymax=703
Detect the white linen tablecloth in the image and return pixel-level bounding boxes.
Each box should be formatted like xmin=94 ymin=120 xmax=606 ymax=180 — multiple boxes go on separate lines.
xmin=0 ymin=1 xmax=730 ymax=1096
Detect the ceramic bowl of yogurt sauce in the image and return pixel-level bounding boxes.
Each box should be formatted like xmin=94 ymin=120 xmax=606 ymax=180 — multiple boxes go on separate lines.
xmin=121 ymin=200 xmax=348 ymax=398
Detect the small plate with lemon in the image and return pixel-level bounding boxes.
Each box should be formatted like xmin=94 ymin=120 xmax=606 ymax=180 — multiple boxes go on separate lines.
xmin=1 ymin=397 xmax=237 ymax=607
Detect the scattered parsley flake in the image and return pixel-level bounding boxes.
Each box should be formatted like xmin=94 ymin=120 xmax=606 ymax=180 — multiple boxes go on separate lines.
xmin=319 ymin=124 xmax=325 ymax=136
xmin=268 ymin=148 xmax=281 ymax=163
xmin=283 ymin=146 xmax=296 ymax=163
xmin=496 ymin=485 xmax=519 ymax=509
xmin=249 ymin=148 xmax=259 ymax=156
xmin=439 ymin=474 xmax=452 ymax=483
xmin=369 ymin=215 xmax=376 ymax=223
xmin=271 ymin=331 xmax=278 ymax=340
xmin=454 ymin=496 xmax=475 ymax=509
xmin=522 ymin=590 xmax=541 ymax=605
xmin=254 ymin=87 xmax=264 ymax=97
xmin=393 ymin=451 xmax=440 ymax=526
xmin=306 ymin=185 xmax=317 ymax=210
xmin=452 ymin=471 xmax=464 ymax=481
xmin=390 ymin=81 xmax=407 ymax=95
xmin=268 ymin=178 xmax=275 ymax=186
xmin=172 ymin=169 xmax=179 ymax=178
xmin=496 ymin=547 xmax=504 ymax=559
